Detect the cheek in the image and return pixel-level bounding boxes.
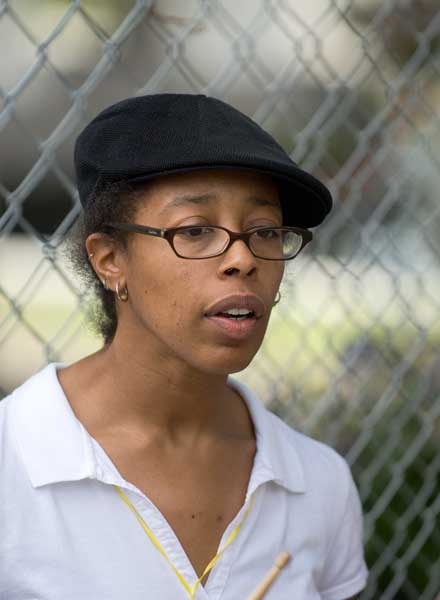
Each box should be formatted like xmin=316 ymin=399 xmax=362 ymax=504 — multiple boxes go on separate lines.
xmin=262 ymin=262 xmax=284 ymax=291
xmin=166 ymin=268 xmax=195 ymax=325
xmin=143 ymin=264 xmax=208 ymax=357
xmin=138 ymin=262 xmax=199 ymax=327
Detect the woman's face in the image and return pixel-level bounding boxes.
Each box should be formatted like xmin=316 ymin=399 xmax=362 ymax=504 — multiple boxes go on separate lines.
xmin=95 ymin=169 xmax=285 ymax=375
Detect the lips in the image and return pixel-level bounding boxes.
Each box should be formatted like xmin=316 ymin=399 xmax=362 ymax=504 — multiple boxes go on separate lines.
xmin=204 ymin=294 xmax=266 ymax=318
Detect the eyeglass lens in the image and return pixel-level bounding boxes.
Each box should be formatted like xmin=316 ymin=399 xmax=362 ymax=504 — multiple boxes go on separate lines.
xmin=173 ymin=227 xmax=303 ymax=259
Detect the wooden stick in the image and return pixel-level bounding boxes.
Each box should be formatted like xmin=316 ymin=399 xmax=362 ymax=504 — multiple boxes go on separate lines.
xmin=246 ymin=552 xmax=291 ymax=600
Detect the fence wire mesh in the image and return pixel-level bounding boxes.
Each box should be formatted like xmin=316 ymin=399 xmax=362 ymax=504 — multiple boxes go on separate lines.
xmin=1 ymin=1 xmax=439 ymax=598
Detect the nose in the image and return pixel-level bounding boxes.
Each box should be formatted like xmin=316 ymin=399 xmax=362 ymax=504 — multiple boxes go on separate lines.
xmin=218 ymin=238 xmax=258 ymax=277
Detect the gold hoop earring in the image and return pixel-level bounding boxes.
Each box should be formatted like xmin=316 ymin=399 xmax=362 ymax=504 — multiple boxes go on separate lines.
xmin=272 ymin=291 xmax=281 ymax=306
xmin=115 ymin=281 xmax=129 ymax=302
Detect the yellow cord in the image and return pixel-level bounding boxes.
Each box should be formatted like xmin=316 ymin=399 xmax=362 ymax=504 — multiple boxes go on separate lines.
xmin=114 ymin=485 xmax=254 ymax=599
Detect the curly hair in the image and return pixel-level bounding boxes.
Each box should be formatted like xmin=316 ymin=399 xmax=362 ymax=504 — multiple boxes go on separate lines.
xmin=61 ymin=181 xmax=148 ymax=346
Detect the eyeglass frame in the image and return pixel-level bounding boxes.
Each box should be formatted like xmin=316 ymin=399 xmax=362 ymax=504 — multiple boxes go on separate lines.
xmin=102 ymin=222 xmax=313 ymax=261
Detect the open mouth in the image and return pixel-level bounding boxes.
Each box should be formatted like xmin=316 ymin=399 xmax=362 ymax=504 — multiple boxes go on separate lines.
xmin=215 ymin=310 xmax=256 ymax=321
xmin=203 ymin=294 xmax=265 ymax=337
xmin=205 ymin=310 xmax=259 ymax=338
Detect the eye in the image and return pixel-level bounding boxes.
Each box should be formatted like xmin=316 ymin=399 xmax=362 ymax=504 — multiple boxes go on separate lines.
xmin=254 ymin=228 xmax=280 ymax=239
xmin=177 ymin=226 xmax=216 ymax=238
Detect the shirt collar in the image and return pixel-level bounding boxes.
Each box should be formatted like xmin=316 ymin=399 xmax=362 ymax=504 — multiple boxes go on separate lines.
xmin=10 ymin=363 xmax=305 ymax=494
xmin=227 ymin=377 xmax=306 ymax=495
xmin=11 ymin=362 xmax=97 ymax=488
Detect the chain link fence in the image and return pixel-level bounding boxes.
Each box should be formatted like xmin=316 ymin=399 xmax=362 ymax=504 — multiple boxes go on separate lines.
xmin=1 ymin=1 xmax=439 ymax=597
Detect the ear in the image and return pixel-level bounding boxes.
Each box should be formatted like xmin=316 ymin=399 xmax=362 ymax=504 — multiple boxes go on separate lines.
xmin=85 ymin=232 xmax=127 ymax=291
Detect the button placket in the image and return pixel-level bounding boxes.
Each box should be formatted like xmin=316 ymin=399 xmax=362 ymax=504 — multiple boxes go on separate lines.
xmin=115 ymin=486 xmax=217 ymax=600
xmin=204 ymin=486 xmax=266 ymax=600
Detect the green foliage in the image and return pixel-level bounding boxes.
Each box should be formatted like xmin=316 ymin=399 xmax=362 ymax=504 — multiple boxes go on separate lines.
xmin=269 ymin=329 xmax=440 ymax=598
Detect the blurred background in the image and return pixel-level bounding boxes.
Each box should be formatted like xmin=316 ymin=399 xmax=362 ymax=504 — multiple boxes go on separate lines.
xmin=0 ymin=0 xmax=439 ymax=597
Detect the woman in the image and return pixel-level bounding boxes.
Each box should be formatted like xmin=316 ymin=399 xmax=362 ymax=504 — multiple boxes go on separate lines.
xmin=0 ymin=94 xmax=368 ymax=599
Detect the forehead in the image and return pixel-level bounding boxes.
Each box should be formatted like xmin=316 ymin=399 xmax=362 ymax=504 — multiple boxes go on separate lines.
xmin=133 ymin=169 xmax=282 ymax=218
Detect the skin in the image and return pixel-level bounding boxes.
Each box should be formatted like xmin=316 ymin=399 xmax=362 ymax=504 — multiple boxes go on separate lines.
xmin=58 ymin=169 xmax=285 ymax=580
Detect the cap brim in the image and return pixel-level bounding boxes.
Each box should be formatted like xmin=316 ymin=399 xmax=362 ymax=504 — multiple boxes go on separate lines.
xmin=124 ymin=163 xmax=332 ymax=228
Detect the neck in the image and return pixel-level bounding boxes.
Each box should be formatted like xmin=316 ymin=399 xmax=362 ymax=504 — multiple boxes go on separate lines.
xmin=58 ymin=329 xmax=252 ymax=448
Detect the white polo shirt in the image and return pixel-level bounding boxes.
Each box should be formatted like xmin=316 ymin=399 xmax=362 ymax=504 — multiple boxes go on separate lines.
xmin=0 ymin=363 xmax=368 ymax=599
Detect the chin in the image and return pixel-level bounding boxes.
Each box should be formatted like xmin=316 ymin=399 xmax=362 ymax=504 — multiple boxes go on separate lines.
xmin=196 ymin=345 xmax=260 ymax=376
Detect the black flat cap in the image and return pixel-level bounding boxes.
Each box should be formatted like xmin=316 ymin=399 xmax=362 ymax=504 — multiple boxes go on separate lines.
xmin=74 ymin=93 xmax=332 ymax=227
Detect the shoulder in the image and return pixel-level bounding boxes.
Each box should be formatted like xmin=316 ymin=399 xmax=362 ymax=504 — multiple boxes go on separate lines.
xmin=0 ymin=374 xmax=32 ymax=461
xmin=0 ymin=362 xmax=64 ymax=418
xmin=0 ymin=387 xmax=25 ymax=488
xmin=267 ymin=410 xmax=365 ymax=551
xmin=229 ymin=376 xmax=358 ymax=509
xmin=268 ymin=412 xmax=368 ymax=590
xmin=0 ymin=364 xmax=59 ymax=473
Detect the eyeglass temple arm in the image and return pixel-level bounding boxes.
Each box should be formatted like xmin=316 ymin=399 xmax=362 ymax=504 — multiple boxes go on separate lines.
xmin=104 ymin=222 xmax=165 ymax=237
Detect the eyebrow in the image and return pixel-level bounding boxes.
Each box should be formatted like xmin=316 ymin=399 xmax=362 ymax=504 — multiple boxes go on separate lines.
xmin=159 ymin=193 xmax=281 ymax=214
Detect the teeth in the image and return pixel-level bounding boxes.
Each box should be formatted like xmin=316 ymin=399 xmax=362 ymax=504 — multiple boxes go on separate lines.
xmin=224 ymin=308 xmax=252 ymax=316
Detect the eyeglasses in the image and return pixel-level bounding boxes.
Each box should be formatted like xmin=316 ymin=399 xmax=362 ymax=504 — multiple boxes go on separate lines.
xmin=103 ymin=222 xmax=313 ymax=260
